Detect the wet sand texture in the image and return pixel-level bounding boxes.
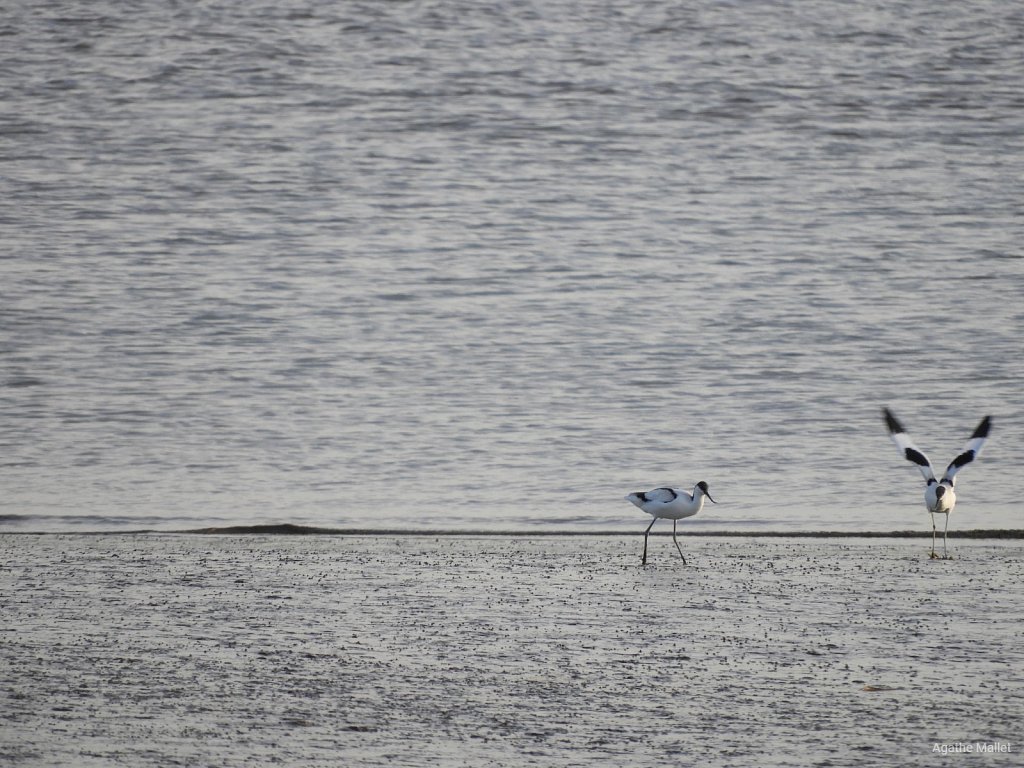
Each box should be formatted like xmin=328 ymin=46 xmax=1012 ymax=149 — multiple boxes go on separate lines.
xmin=2 ymin=535 xmax=1022 ymax=766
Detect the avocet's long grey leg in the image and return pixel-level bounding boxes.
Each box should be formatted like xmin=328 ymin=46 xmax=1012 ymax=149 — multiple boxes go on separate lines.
xmin=672 ymin=520 xmax=687 ymax=565
xmin=942 ymin=513 xmax=951 ymax=559
xmin=930 ymin=512 xmax=938 ymax=559
xmin=642 ymin=518 xmax=656 ymax=565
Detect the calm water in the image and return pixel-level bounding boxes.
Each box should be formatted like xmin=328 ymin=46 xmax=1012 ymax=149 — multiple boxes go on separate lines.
xmin=2 ymin=0 xmax=1023 ymax=532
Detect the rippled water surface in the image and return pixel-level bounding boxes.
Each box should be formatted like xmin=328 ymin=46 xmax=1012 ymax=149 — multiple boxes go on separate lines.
xmin=3 ymin=0 xmax=1023 ymax=532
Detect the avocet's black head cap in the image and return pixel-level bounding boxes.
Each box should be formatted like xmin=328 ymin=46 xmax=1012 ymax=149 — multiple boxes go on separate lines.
xmin=697 ymin=481 xmax=716 ymax=503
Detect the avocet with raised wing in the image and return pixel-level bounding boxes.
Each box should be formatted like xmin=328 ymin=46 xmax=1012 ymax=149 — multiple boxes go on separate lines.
xmin=883 ymin=408 xmax=992 ymax=560
xmin=625 ymin=482 xmax=716 ymax=565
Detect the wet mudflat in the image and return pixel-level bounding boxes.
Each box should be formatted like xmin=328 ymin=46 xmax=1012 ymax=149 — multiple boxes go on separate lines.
xmin=1 ymin=534 xmax=1021 ymax=767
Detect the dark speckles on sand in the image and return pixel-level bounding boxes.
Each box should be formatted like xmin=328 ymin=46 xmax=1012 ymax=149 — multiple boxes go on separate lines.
xmin=1 ymin=535 xmax=1023 ymax=766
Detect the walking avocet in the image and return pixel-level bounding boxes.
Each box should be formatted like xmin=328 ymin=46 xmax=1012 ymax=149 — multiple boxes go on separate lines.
xmin=883 ymin=408 xmax=992 ymax=559
xmin=625 ymin=482 xmax=716 ymax=565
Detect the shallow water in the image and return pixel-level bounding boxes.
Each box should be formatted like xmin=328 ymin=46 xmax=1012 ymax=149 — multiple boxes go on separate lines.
xmin=1 ymin=534 xmax=1022 ymax=766
xmin=2 ymin=1 xmax=1023 ymax=532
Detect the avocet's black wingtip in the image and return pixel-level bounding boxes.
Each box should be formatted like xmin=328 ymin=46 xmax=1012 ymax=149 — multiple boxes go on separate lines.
xmin=972 ymin=415 xmax=993 ymax=439
xmin=883 ymin=407 xmax=903 ymax=434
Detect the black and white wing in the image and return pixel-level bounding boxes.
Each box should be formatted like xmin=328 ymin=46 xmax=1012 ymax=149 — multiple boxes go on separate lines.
xmin=941 ymin=416 xmax=992 ymax=484
xmin=645 ymin=487 xmax=680 ymax=503
xmin=884 ymin=407 xmax=936 ymax=483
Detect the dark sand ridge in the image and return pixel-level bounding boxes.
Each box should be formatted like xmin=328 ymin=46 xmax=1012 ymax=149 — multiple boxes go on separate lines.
xmin=6 ymin=523 xmax=1024 ymax=538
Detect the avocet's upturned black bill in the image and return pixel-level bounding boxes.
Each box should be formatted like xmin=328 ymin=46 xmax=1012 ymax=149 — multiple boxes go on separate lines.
xmin=625 ymin=481 xmax=716 ymax=566
xmin=883 ymin=408 xmax=992 ymax=560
